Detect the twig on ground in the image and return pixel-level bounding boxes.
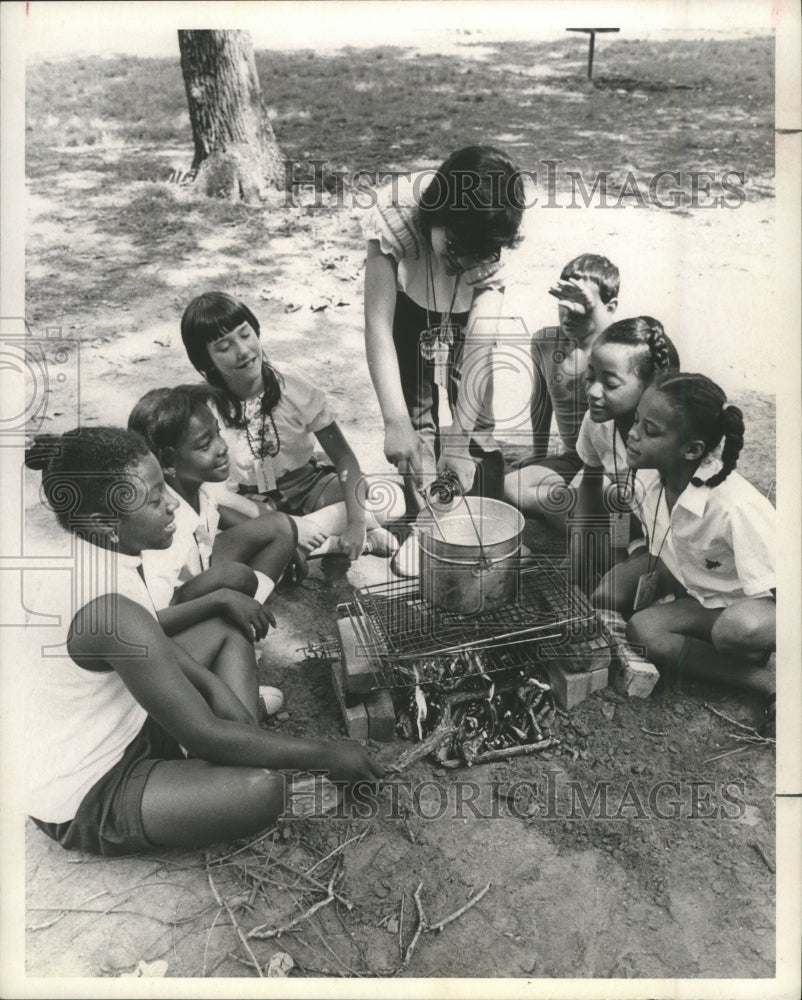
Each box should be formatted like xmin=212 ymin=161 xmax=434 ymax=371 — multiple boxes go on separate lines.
xmin=703 ymin=702 xmax=763 ymax=737
xmin=28 ymin=890 xmax=110 ymax=931
xmin=750 ymin=841 xmax=776 ymax=874
xmin=202 ymin=905 xmax=225 ymax=978
xmin=205 ymin=850 xmax=265 ymax=978
xmin=206 ymin=827 xmax=278 ymax=866
xmin=248 ymin=872 xmax=338 ymax=940
xmin=703 ymin=745 xmax=752 ymax=765
xmin=428 ymin=883 xmax=491 ymax=932
xmin=398 ymin=895 xmax=405 ymax=963
xmin=398 ymin=882 xmax=426 ymax=972
xmin=640 ymin=728 xmax=668 ymax=737
xmin=306 ymin=829 xmax=369 ymax=877
xmin=271 ymin=857 xmax=353 ymax=910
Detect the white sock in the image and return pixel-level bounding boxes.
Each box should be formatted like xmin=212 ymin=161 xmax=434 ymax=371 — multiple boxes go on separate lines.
xmin=253 ymin=570 xmax=275 ymax=603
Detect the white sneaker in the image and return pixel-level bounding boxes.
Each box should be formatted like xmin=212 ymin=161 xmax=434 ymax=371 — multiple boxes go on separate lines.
xmin=258 ymin=685 xmax=284 ymax=716
xmin=363 ymin=526 xmax=399 ymax=557
xmin=390 ymin=533 xmax=420 ymax=578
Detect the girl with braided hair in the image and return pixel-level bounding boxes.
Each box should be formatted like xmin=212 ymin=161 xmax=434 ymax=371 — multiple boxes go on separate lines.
xmin=569 ymin=316 xmax=679 ymax=594
xmin=607 ymin=373 xmax=776 ymax=733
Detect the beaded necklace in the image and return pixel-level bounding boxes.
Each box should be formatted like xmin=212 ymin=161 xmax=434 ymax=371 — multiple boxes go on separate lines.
xmin=242 ymin=393 xmax=281 ymax=460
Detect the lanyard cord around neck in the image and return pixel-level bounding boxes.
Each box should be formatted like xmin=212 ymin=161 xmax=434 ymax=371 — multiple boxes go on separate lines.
xmin=425 ymin=247 xmax=461 ymax=333
xmin=612 ymin=425 xmax=636 ymax=504
xmin=647 ymin=481 xmax=672 ymax=575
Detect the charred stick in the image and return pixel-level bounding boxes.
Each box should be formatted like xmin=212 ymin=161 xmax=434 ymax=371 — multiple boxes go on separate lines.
xmin=387 ymin=722 xmax=458 ymax=773
xmin=471 ymin=738 xmax=557 ymax=764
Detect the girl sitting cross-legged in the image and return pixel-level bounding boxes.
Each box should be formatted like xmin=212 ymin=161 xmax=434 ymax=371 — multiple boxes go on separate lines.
xmin=24 ymin=427 xmax=383 ymax=856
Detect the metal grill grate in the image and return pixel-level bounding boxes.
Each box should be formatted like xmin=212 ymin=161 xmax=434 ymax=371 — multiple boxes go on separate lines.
xmin=337 ymin=557 xmax=608 ymax=689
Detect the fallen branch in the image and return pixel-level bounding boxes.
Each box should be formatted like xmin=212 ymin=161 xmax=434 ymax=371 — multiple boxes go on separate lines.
xmin=205 ymin=851 xmax=265 ymax=978
xmin=248 ymin=873 xmax=337 ymax=940
xmin=428 ymin=883 xmax=491 ymax=932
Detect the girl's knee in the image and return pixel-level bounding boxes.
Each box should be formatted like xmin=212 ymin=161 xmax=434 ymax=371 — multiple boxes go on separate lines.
xmin=711 ymin=604 xmax=775 ymax=656
xmin=626 ymin=608 xmax=663 ymax=650
xmin=237 ymin=768 xmax=287 ymax=815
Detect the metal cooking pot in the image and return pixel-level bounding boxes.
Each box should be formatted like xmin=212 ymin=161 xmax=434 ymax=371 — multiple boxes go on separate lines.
xmin=417 ymin=497 xmax=525 ymax=614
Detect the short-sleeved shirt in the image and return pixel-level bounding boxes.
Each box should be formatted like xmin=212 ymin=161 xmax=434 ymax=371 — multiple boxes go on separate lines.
xmin=576 ymin=413 xmax=647 ymax=547
xmin=637 ymin=463 xmax=775 ymax=608
xmin=142 ymin=484 xmax=220 ymax=610
xmin=360 ymin=174 xmax=508 ymax=314
xmin=211 ymin=368 xmax=336 ymax=492
xmin=529 ymin=326 xmax=590 ymax=460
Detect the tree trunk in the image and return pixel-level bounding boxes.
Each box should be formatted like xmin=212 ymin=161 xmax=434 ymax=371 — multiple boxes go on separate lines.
xmin=178 ymin=29 xmax=284 ymax=203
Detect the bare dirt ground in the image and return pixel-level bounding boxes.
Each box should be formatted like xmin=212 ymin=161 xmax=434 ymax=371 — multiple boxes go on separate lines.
xmin=18 ymin=32 xmax=780 ymax=983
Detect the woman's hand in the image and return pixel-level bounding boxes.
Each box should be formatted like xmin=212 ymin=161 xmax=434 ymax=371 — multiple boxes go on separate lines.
xmin=336 ymin=520 xmax=366 ymax=561
xmin=437 ymin=453 xmax=477 ymax=494
xmin=323 ymin=740 xmax=385 ymax=784
xmin=216 ymin=588 xmax=276 ymax=641
xmin=385 ymin=420 xmax=424 ymax=480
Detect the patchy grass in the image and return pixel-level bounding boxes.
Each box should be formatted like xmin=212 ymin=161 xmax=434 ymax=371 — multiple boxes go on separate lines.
xmin=27 ymin=36 xmax=774 ymax=195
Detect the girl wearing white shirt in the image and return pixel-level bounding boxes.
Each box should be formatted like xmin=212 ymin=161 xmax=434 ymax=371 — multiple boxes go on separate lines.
xmin=620 ymin=374 xmax=775 ymax=732
xmin=568 ymin=316 xmax=679 ymax=599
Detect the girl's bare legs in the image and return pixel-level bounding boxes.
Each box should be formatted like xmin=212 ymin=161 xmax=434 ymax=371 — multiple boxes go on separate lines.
xmin=504 ymin=466 xmax=573 ymax=531
xmin=626 ymin=597 xmax=775 ymax=698
xmin=172 ymin=618 xmax=259 ymax=720
xmin=212 ymin=512 xmax=296 ymax=583
xmin=292 ymin=480 xmax=406 ymax=554
xmin=140 ymin=760 xmax=286 ymax=846
xmin=592 ymin=551 xmax=679 ymax=616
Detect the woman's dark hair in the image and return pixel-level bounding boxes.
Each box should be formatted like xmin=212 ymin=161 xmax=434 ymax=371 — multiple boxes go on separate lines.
xmin=24 ymin=426 xmax=151 ymax=532
xmin=561 ymin=253 xmax=620 ymax=305
xmin=653 ymin=373 xmax=745 ymax=488
xmin=127 ymin=385 xmax=217 ymax=465
xmin=598 ymin=316 xmax=680 ymax=383
xmin=180 ymin=291 xmax=283 ymax=427
xmin=417 ymin=145 xmax=525 ymax=255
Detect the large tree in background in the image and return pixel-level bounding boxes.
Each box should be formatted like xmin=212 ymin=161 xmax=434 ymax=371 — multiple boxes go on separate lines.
xmin=178 ymin=29 xmax=284 ymax=203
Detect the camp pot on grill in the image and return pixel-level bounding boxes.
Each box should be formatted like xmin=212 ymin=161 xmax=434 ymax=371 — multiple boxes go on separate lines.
xmin=417 ymin=497 xmax=525 ymax=614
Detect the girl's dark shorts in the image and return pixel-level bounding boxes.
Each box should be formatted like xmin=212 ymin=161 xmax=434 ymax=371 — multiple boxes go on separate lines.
xmin=30 ymin=716 xmax=184 ymax=856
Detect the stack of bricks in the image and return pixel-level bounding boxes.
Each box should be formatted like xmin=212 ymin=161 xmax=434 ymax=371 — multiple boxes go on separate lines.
xmin=331 ymin=617 xmax=396 ymax=742
xmin=596 ymin=609 xmax=660 ymax=698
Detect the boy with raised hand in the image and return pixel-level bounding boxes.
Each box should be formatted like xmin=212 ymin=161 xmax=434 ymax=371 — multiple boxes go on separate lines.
xmin=504 ymin=253 xmax=619 ymax=519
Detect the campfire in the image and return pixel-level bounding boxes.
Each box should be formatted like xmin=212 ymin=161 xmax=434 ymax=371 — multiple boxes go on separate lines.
xmin=337 ymin=557 xmax=611 ymax=765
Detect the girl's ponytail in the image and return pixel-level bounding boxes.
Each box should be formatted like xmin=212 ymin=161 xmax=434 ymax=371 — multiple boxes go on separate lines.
xmin=656 ymin=373 xmax=744 ymax=489
xmin=693 ymin=404 xmax=744 ymax=488
xmin=24 ymin=433 xmax=63 ymax=472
